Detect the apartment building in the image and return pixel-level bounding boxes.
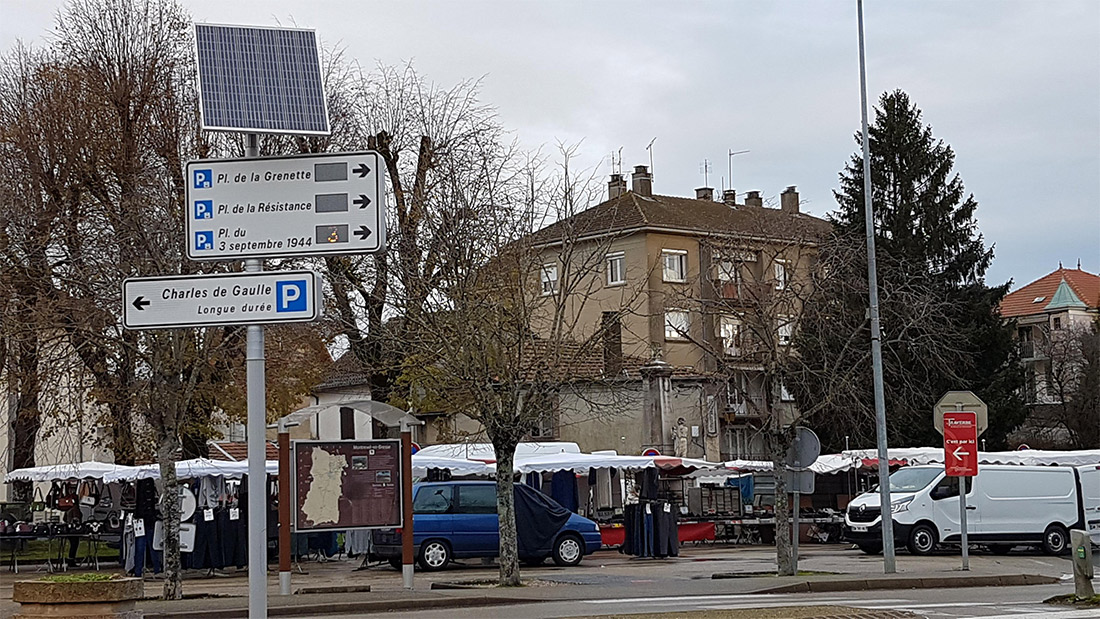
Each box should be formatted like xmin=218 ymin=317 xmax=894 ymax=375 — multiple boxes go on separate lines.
xmin=1000 ymin=265 xmax=1099 ymax=447
xmin=528 ymin=166 xmax=831 ymax=461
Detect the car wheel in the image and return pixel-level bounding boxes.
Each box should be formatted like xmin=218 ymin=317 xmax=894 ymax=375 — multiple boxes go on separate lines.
xmin=907 ymin=523 xmax=937 ymax=556
xmin=988 ymin=544 xmax=1013 ymax=556
xmin=856 ymin=542 xmax=882 ymax=555
xmin=417 ymin=539 xmax=451 ymax=571
xmin=552 ymin=534 xmax=584 ymax=567
xmin=1042 ymin=524 xmax=1069 ymax=556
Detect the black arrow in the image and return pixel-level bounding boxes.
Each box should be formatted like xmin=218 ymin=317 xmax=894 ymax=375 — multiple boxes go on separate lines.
xmin=353 ymin=225 xmax=372 ymax=241
xmin=133 ymin=296 xmax=150 ymax=311
xmin=353 ymin=194 xmax=371 ymax=209
xmin=353 ymin=163 xmax=371 ymax=178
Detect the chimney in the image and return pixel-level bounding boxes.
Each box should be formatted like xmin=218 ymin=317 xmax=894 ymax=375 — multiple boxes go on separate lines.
xmin=781 ymin=186 xmax=799 ymax=213
xmin=602 ymin=312 xmax=623 ymax=376
xmin=695 ymin=187 xmax=714 ymax=201
xmin=608 ymin=173 xmax=627 ymax=199
xmin=722 ymin=189 xmax=737 ymax=206
xmin=745 ymin=191 xmax=763 ymax=207
xmin=631 ymin=165 xmax=653 ymax=197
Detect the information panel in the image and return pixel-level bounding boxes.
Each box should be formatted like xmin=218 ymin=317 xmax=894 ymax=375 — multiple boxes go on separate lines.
xmin=185 ymin=151 xmax=386 ymax=260
xmin=292 ymin=440 xmax=402 ymax=531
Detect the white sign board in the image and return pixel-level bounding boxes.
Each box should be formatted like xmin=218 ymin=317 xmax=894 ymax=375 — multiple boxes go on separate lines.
xmin=185 ymin=152 xmax=385 ymax=260
xmin=123 ymin=271 xmax=321 ymax=330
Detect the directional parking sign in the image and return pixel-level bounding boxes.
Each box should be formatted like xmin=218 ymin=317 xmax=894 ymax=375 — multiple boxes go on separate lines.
xmin=123 ymin=271 xmax=321 ymax=330
xmin=186 ymin=151 xmax=386 ymax=260
xmin=943 ymin=411 xmax=979 ymax=477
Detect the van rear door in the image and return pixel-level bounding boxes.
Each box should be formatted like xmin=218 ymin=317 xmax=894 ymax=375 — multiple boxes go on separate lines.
xmin=453 ymin=484 xmax=500 ymax=556
xmin=1078 ymin=465 xmax=1100 ymax=544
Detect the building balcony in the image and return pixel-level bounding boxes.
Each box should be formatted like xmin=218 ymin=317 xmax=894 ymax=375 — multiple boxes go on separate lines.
xmin=724 ymin=395 xmax=765 ymax=419
xmin=715 ymin=281 xmax=771 ymax=306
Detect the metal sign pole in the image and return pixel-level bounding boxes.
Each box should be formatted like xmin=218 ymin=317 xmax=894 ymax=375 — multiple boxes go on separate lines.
xmin=244 ymin=133 xmax=268 ymax=619
xmin=278 ymin=427 xmax=291 ymax=595
xmin=956 ymin=404 xmax=969 ymax=571
xmin=792 ymin=488 xmax=800 ymax=570
xmin=400 ymin=420 xmax=415 ymax=590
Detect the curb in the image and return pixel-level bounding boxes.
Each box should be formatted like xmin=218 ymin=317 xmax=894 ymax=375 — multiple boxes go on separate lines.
xmin=143 ymin=594 xmax=537 ymax=619
xmin=751 ymin=573 xmax=1060 ymax=594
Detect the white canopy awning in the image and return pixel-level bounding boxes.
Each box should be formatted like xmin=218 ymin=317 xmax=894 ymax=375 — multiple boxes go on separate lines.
xmin=100 ymin=458 xmax=280 ymax=483
xmin=723 ymin=453 xmax=861 ymax=475
xmin=415 ymin=441 xmax=581 ymax=462
xmin=515 ymin=452 xmax=657 ymax=475
xmin=412 ymin=455 xmax=495 ymax=477
xmin=4 ymin=461 xmax=142 ymax=483
xmin=842 ymin=448 xmax=1100 ymax=467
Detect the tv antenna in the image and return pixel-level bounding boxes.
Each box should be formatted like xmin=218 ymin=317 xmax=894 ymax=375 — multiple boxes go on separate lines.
xmin=699 ymin=159 xmax=711 ymax=187
xmin=646 ymin=137 xmax=657 ymax=176
xmin=728 ymin=148 xmax=750 ymax=188
xmin=610 ymin=147 xmax=623 ymax=175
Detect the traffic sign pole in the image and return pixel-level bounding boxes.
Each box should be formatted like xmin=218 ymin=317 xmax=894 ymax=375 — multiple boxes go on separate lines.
xmin=943 ymin=408 xmax=978 ymax=571
xmin=244 ymin=134 xmax=267 ymax=619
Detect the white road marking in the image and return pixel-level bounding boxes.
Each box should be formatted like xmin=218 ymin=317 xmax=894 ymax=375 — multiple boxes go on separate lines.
xmin=977 ymin=610 xmax=1100 ymax=619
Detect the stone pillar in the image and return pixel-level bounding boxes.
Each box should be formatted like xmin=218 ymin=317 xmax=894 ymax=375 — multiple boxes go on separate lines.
xmin=640 ymin=358 xmax=673 ymax=451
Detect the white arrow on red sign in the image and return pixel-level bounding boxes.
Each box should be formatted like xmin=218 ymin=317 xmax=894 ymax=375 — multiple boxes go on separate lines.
xmin=952 ymin=446 xmax=970 ymax=460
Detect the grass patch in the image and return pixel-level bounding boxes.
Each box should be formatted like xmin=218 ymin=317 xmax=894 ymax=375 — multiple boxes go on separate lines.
xmin=39 ymin=573 xmax=123 ymax=583
xmin=2 ymin=539 xmax=120 ymax=563
xmin=1045 ymin=593 xmax=1100 ymax=606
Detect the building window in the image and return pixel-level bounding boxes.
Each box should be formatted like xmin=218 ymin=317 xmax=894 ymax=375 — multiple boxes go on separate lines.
xmin=778 ymin=317 xmax=793 ymax=345
xmin=662 ymin=249 xmax=688 ymax=282
xmin=530 ymin=411 xmax=557 ymax=439
xmin=780 ymin=382 xmax=794 ymax=402
xmin=665 ymin=309 xmax=689 ymax=340
xmin=774 ymin=259 xmax=788 ymax=290
xmin=719 ymin=315 xmax=743 ymax=356
xmin=1052 ymin=316 xmax=1062 ymax=330
xmin=606 ymin=252 xmax=625 ymax=286
xmin=541 ymin=264 xmax=558 ymax=295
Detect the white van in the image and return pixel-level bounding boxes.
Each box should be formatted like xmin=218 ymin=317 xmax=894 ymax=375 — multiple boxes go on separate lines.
xmin=1078 ymin=464 xmax=1100 ymax=545
xmin=844 ymin=464 xmax=1090 ymax=556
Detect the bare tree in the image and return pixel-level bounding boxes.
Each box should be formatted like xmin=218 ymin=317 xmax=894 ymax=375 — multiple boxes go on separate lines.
xmin=1026 ymin=318 xmax=1100 ymax=449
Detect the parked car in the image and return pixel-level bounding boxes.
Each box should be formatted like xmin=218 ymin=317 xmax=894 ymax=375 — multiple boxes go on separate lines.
xmin=371 ymin=481 xmax=602 ymax=570
xmin=845 ymin=464 xmax=1091 ymax=556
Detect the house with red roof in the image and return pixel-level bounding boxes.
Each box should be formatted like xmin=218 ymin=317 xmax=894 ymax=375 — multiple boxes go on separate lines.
xmin=999 ymin=265 xmax=1099 ymax=447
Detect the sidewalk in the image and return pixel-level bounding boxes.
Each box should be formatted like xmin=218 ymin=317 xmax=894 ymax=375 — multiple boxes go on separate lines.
xmin=2 ymin=544 xmax=1088 ymax=618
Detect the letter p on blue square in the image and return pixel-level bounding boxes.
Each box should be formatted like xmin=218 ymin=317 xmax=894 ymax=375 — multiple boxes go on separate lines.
xmin=276 ymin=280 xmax=308 ymax=313
xmin=194 ymin=200 xmax=213 ymax=219
xmin=194 ymin=231 xmax=214 ymax=251
xmin=193 ymin=169 xmax=212 ymax=189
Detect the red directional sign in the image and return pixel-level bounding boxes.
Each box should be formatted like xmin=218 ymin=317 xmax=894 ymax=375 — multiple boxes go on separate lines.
xmin=943 ymin=411 xmax=979 ymax=477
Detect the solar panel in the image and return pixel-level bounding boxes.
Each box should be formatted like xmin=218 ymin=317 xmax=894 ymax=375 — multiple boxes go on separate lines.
xmin=194 ymin=23 xmax=330 ymax=135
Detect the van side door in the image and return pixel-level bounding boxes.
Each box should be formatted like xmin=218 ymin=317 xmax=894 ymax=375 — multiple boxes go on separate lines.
xmin=929 ymin=475 xmax=978 ymax=543
xmin=453 ymin=484 xmax=500 ymax=556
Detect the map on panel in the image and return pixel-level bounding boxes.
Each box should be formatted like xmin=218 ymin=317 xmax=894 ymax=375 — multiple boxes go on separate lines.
xmin=292 ymin=440 xmax=402 ymax=531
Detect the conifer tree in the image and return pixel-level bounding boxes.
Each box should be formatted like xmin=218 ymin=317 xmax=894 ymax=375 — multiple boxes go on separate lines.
xmin=797 ymin=90 xmax=1025 ymax=449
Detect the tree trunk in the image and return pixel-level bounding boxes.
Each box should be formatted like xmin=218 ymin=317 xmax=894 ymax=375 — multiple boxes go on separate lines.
xmin=493 ymin=442 xmax=521 ymax=586
xmin=158 ymin=433 xmax=183 ymax=600
xmin=11 ymin=331 xmax=41 ymax=503
xmin=771 ymin=431 xmax=794 ymax=576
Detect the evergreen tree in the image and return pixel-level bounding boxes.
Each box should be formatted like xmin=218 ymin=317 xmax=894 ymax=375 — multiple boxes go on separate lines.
xmin=796 ymin=90 xmax=1025 ymax=450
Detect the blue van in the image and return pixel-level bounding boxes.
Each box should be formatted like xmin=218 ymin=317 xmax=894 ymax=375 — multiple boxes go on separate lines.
xmin=372 ymin=481 xmax=602 ymax=570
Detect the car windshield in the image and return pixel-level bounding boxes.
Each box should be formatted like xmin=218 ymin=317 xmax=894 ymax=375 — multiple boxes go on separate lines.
xmin=887 ymin=467 xmax=941 ymax=493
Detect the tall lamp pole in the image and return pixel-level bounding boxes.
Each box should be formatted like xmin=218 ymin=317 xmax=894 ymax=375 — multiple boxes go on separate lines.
xmin=857 ymin=0 xmax=896 ymax=573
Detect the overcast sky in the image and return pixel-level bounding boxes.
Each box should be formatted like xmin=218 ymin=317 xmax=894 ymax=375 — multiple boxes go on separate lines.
xmin=3 ymin=0 xmax=1097 ymax=290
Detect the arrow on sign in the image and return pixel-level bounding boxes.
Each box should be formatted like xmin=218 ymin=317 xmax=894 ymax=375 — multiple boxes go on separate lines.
xmin=133 ymin=296 xmax=151 ymax=311
xmin=952 ymin=446 xmax=970 ymax=460
xmin=354 ymin=225 xmax=372 ymax=241
xmin=353 ymin=194 xmax=371 ymax=209
xmin=353 ymin=163 xmax=371 ymax=178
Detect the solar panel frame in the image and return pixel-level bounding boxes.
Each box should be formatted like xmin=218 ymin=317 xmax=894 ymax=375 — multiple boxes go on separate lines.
xmin=194 ymin=23 xmax=331 ymax=136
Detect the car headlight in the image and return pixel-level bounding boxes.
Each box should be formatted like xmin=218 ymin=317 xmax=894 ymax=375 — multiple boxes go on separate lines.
xmin=593 ymin=523 xmax=601 ymax=532
xmin=890 ymin=498 xmax=913 ymax=513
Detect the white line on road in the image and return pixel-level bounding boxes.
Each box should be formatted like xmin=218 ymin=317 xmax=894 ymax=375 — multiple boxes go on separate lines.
xmin=976 ymin=610 xmax=1100 ymax=619
xmin=582 ymin=594 xmax=906 ymax=605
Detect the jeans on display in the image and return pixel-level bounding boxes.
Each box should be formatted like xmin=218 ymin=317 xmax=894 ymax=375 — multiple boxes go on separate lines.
xmin=133 ymin=527 xmax=162 ymax=576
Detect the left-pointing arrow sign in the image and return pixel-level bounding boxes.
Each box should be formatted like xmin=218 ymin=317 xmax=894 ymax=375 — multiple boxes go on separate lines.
xmin=123 ymin=271 xmax=322 ymax=330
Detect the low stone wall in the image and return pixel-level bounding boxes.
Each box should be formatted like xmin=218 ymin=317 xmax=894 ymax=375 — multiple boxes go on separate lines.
xmin=13 ymin=577 xmax=144 ymax=619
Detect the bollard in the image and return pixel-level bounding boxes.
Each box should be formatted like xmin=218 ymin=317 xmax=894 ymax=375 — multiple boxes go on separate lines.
xmin=1069 ymin=529 xmax=1095 ymax=600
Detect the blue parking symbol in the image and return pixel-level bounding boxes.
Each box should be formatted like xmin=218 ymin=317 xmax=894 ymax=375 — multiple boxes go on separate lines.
xmin=193 ymin=169 xmax=212 ymax=189
xmin=195 ymin=200 xmax=213 ymax=219
xmin=195 ymin=231 xmax=214 ymax=251
xmin=276 ymin=280 xmax=308 ymax=313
